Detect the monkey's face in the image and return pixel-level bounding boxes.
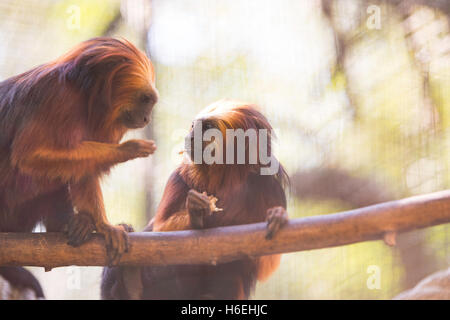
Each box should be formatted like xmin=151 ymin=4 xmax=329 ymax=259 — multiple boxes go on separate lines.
xmin=184 ymin=100 xmax=275 ymax=168
xmin=60 ymin=38 xmax=158 ymax=137
xmin=185 ymin=118 xmax=217 ymax=162
xmin=118 ymin=86 xmax=159 ymax=129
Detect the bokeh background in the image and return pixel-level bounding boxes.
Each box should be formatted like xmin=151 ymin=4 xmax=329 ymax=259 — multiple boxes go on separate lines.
xmin=0 ymin=0 xmax=449 ymax=299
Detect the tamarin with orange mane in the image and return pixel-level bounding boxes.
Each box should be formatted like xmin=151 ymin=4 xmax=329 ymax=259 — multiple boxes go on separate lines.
xmin=0 ymin=37 xmax=158 ymax=264
xmin=101 ymin=100 xmax=288 ymax=299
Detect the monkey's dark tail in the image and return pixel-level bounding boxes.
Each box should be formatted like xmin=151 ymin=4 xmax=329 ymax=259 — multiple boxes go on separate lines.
xmin=0 ymin=266 xmax=45 ymax=299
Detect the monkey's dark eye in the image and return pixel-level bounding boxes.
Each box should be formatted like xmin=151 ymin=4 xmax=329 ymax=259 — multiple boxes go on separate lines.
xmin=140 ymin=93 xmax=153 ymax=104
xmin=204 ymin=123 xmax=214 ymax=130
xmin=203 ymin=122 xmax=214 ymax=130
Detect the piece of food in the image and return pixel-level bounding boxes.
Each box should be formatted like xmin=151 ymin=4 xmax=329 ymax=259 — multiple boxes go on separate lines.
xmin=201 ymin=192 xmax=223 ymax=213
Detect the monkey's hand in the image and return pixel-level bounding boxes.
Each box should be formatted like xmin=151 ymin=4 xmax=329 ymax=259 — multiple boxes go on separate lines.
xmin=265 ymin=206 xmax=288 ymax=240
xmin=118 ymin=223 xmax=135 ymax=233
xmin=97 ymin=223 xmax=129 ymax=266
xmin=119 ymin=139 xmax=156 ymax=161
xmin=65 ymin=212 xmax=96 ymax=247
xmin=186 ymin=190 xmax=211 ymax=229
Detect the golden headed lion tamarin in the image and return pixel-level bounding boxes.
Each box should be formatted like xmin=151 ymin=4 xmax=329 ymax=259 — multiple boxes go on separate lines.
xmin=0 ymin=37 xmax=158 ymax=264
xmin=101 ymin=100 xmax=288 ymax=299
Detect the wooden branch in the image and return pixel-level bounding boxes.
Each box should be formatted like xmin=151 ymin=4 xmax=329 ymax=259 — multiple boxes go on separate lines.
xmin=1 ymin=190 xmax=450 ymax=269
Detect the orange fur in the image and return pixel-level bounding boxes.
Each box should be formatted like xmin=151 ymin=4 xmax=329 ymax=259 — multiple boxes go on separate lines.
xmin=0 ymin=38 xmax=157 ymax=258
xmin=153 ymin=211 xmax=191 ymax=232
xmin=149 ymin=101 xmax=288 ymax=298
xmin=257 ymin=255 xmax=282 ymax=281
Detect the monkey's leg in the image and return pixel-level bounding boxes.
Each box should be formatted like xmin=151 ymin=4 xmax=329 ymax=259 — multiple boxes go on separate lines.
xmin=69 ymin=175 xmax=128 ymax=265
xmin=43 ymin=187 xmax=77 ymax=232
xmin=101 ymin=266 xmax=127 ymax=300
xmin=186 ymin=190 xmax=211 ymax=229
xmin=4 ymin=188 xmax=73 ymax=233
xmin=35 ymin=186 xmax=95 ymax=246
xmin=13 ymin=140 xmax=156 ymax=182
xmin=101 ymin=225 xmax=142 ymax=300
xmin=265 ymin=206 xmax=288 ymax=240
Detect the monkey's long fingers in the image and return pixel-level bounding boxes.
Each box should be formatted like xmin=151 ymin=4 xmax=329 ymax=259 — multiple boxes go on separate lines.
xmin=104 ymin=226 xmax=129 ymax=266
xmin=105 ymin=232 xmax=118 ymax=266
xmin=104 ymin=232 xmax=113 ymax=264
xmin=187 ymin=190 xmax=210 ymax=203
xmin=187 ymin=190 xmax=211 ymax=212
xmin=109 ymin=235 xmax=128 ymax=265
xmin=66 ymin=213 xmax=95 ymax=247
xmin=119 ymin=139 xmax=158 ymax=161
xmin=67 ymin=222 xmax=86 ymax=246
xmin=68 ymin=225 xmax=92 ymax=247
xmin=147 ymin=140 xmax=157 ymax=154
xmin=265 ymin=207 xmax=288 ymax=240
xmin=136 ymin=140 xmax=157 ymax=157
xmin=66 ymin=221 xmax=81 ymax=240
xmin=78 ymin=222 xmax=95 ymax=244
xmin=189 ymin=196 xmax=210 ymax=207
xmin=118 ymin=223 xmax=135 ymax=233
xmin=266 ymin=220 xmax=282 ymax=240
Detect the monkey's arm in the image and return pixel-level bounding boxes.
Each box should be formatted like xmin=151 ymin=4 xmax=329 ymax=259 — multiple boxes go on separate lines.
xmin=150 ymin=169 xmax=192 ymax=232
xmin=12 ymin=139 xmax=155 ymax=182
xmin=256 ymin=178 xmax=288 ymax=281
xmin=153 ymin=211 xmax=191 ymax=231
xmin=256 ymin=207 xmax=287 ymax=281
xmin=257 ymin=206 xmax=288 ymax=282
xmin=153 ymin=190 xmax=211 ymax=231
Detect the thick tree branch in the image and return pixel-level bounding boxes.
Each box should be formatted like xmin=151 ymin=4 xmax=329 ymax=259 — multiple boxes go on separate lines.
xmin=0 ymin=190 xmax=450 ymax=269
